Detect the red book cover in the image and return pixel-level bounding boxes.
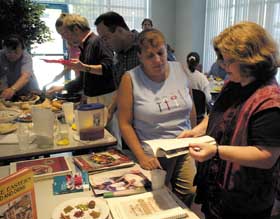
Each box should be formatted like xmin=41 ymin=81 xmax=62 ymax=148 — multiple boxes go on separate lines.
xmin=10 ymin=157 xmax=72 ymax=180
xmin=73 ymin=149 xmax=134 ymax=173
xmin=0 ymin=168 xmax=37 ymax=219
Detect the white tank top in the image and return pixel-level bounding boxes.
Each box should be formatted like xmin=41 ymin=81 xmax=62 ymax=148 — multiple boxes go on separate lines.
xmin=128 ymin=62 xmax=193 ymax=145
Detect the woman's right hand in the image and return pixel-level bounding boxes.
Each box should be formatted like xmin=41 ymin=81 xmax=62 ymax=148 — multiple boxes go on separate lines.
xmin=138 ymin=154 xmax=162 ymax=170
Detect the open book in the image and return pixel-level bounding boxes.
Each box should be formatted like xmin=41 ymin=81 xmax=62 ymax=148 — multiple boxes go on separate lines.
xmin=143 ymin=135 xmax=216 ymax=158
xmin=107 ymin=187 xmax=199 ymax=219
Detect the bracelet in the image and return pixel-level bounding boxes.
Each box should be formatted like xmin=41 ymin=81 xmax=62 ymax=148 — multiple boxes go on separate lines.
xmin=214 ymin=143 xmax=220 ymax=160
xmin=10 ymin=86 xmax=17 ymax=92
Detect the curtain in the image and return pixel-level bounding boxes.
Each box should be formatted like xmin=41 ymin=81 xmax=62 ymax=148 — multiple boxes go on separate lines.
xmin=203 ymin=0 xmax=280 ymax=81
xmin=35 ymin=0 xmax=150 ymax=32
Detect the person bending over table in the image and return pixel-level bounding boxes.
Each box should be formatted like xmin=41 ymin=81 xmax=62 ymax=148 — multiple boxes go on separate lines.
xmin=118 ymin=28 xmax=197 ymax=206
xmin=0 ymin=34 xmax=39 ymax=100
xmin=179 ymin=21 xmax=280 ymax=219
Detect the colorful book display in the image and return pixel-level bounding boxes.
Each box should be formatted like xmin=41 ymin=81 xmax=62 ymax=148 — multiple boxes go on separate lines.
xmin=73 ymin=149 xmax=135 ymax=173
xmin=89 ymin=166 xmax=151 ymax=197
xmin=10 ymin=156 xmax=72 ymax=180
xmin=0 ymin=168 xmax=37 ymax=219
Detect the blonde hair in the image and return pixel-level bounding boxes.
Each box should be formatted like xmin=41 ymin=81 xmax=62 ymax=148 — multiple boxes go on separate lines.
xmin=56 ymin=13 xmax=90 ymax=32
xmin=213 ymin=21 xmax=279 ymax=81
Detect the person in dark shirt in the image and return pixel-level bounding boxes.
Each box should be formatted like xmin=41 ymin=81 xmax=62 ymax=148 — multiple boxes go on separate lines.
xmin=179 ymin=21 xmax=280 ymax=219
xmin=47 ymin=13 xmax=115 ymax=106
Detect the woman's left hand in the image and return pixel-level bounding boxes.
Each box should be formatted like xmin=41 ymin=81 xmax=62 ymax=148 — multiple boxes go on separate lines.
xmin=189 ymin=143 xmax=216 ymax=162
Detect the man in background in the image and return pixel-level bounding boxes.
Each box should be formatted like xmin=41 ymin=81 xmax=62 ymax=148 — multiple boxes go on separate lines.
xmin=0 ymin=34 xmax=39 ymax=100
xmin=47 ymin=13 xmax=115 ymax=109
xmin=94 ymin=11 xmax=140 ymax=120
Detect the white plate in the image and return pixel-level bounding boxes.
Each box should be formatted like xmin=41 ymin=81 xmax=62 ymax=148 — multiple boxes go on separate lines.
xmin=51 ymin=197 xmax=109 ymax=219
xmin=0 ymin=109 xmax=20 ymax=123
xmin=3 ymin=95 xmax=40 ymax=106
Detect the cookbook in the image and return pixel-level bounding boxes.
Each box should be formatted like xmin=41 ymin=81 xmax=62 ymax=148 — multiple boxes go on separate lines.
xmin=73 ymin=149 xmax=135 ymax=173
xmin=0 ymin=168 xmax=37 ymax=219
xmin=10 ymin=156 xmax=72 ymax=180
xmin=89 ymin=166 xmax=151 ymax=197
xmin=107 ymin=187 xmax=194 ymax=219
xmin=143 ymin=135 xmax=216 ymax=158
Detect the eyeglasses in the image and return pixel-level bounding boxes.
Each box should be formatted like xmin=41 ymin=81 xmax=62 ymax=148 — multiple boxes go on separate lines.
xmin=217 ymin=58 xmax=235 ymax=68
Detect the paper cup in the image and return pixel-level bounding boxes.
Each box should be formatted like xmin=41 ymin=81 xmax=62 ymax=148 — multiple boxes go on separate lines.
xmin=151 ymin=169 xmax=166 ymax=190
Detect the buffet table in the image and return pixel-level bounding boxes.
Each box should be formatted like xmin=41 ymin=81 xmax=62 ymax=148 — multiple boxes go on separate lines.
xmin=0 ymin=129 xmax=117 ymax=163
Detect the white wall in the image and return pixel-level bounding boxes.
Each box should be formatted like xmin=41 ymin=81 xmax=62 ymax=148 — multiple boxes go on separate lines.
xmin=150 ymin=0 xmax=176 ymax=47
xmin=150 ymin=0 xmax=206 ymax=66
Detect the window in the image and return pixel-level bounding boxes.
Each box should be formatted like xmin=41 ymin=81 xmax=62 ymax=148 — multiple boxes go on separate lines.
xmin=203 ymin=0 xmax=280 ymax=81
xmin=35 ymin=0 xmax=150 ymax=32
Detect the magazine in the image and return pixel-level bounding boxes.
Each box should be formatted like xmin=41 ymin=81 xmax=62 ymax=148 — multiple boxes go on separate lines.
xmin=53 ymin=169 xmax=90 ymax=195
xmin=107 ymin=187 xmax=197 ymax=219
xmin=143 ymin=135 xmax=216 ymax=158
xmin=73 ymin=149 xmax=135 ymax=173
xmin=10 ymin=156 xmax=72 ymax=180
xmin=0 ymin=168 xmax=37 ymax=219
xmin=89 ymin=166 xmax=151 ymax=197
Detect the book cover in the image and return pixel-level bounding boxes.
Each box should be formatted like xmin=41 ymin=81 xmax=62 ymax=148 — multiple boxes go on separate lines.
xmin=89 ymin=166 xmax=151 ymax=197
xmin=53 ymin=171 xmax=89 ymax=195
xmin=107 ymin=188 xmax=190 ymax=219
xmin=10 ymin=156 xmax=72 ymax=180
xmin=0 ymin=168 xmax=37 ymax=219
xmin=143 ymin=135 xmax=216 ymax=158
xmin=73 ymin=149 xmax=135 ymax=173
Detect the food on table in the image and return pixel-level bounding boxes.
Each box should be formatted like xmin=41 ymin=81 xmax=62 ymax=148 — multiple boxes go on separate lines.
xmin=89 ymin=210 xmax=101 ymax=218
xmin=0 ymin=109 xmax=20 ymax=122
xmin=36 ymin=98 xmax=63 ymax=112
xmin=88 ymin=200 xmax=95 ymax=209
xmin=63 ymin=205 xmax=74 ymax=214
xmin=56 ymin=199 xmax=102 ymax=219
xmin=0 ymin=123 xmax=17 ymax=134
xmin=73 ymin=210 xmax=84 ymax=218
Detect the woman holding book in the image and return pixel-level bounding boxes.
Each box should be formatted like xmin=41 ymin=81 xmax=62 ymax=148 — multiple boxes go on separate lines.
xmin=178 ymin=22 xmax=280 ymax=218
xmin=118 ymin=28 xmax=197 ymax=206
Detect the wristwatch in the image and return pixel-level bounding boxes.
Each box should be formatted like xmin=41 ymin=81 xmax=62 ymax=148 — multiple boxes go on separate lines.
xmin=85 ymin=66 xmax=91 ymax=73
xmin=10 ymin=86 xmax=17 ymax=92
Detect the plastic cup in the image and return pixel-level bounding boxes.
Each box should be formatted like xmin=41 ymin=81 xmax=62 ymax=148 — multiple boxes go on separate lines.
xmin=17 ymin=123 xmax=30 ymax=151
xmin=62 ymin=102 xmax=74 ymax=125
xmin=151 ymin=169 xmax=166 ymax=190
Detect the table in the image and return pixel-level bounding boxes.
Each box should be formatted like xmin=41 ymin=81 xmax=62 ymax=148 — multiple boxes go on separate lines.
xmin=0 ymin=159 xmax=201 ymax=219
xmin=0 ymin=129 xmax=117 ymax=163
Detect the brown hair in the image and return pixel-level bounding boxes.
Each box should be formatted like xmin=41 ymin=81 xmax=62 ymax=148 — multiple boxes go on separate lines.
xmin=213 ymin=21 xmax=279 ymax=82
xmin=137 ymin=28 xmax=166 ymax=53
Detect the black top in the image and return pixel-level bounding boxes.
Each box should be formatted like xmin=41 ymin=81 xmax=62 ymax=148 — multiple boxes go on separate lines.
xmin=65 ymin=33 xmax=115 ymax=96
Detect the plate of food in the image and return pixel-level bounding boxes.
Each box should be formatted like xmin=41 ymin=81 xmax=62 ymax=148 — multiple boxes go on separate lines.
xmin=0 ymin=109 xmax=20 ymax=123
xmin=0 ymin=123 xmax=17 ymax=134
xmin=3 ymin=93 xmax=40 ymax=106
xmin=52 ymin=197 xmax=109 ymax=219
